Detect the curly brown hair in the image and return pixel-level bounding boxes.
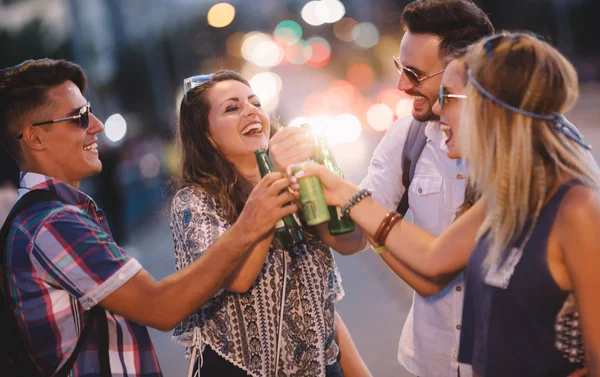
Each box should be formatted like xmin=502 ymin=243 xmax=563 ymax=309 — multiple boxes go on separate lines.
xmin=174 ymin=70 xmax=278 ymax=223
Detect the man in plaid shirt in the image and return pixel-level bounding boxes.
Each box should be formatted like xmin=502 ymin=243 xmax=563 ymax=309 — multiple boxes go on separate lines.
xmin=0 ymin=59 xmax=298 ymax=376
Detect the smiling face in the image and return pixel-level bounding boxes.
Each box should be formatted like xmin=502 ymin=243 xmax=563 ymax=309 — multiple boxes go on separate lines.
xmin=21 ymin=80 xmax=104 ymax=188
xmin=397 ymin=31 xmax=446 ymax=122
xmin=432 ymin=59 xmax=467 ymax=159
xmin=205 ymin=80 xmax=269 ymax=165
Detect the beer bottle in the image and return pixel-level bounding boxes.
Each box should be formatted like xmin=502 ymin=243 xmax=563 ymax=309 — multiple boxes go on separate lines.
xmin=301 ymin=124 xmax=356 ymax=235
xmin=254 ymin=148 xmax=305 ymax=249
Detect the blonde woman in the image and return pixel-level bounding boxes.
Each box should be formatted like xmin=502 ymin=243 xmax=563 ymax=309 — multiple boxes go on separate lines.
xmin=292 ymin=33 xmax=599 ymax=377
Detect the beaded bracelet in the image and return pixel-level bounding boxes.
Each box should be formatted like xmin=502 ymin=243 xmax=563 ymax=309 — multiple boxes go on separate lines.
xmin=341 ymin=189 xmax=372 ymax=216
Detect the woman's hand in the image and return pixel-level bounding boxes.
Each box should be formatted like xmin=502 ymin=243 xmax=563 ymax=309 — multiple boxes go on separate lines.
xmin=288 ymin=163 xmax=359 ymax=208
xmin=268 ymin=127 xmax=314 ymax=172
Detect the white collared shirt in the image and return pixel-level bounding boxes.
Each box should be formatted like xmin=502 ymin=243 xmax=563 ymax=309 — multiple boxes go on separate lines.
xmin=360 ymin=116 xmax=471 ymax=377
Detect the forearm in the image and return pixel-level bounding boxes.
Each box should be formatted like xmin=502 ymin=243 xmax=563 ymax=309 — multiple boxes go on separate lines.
xmin=336 ymin=182 xmax=472 ymax=279
xmin=378 ymin=251 xmax=457 ymax=297
xmin=316 ymin=224 xmax=367 ymax=255
xmin=335 ymin=311 xmax=372 ymax=377
xmin=149 ymin=223 xmax=258 ymax=330
xmin=224 ymin=233 xmax=273 ymax=292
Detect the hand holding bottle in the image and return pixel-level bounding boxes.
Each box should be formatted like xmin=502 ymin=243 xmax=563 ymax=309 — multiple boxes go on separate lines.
xmin=268 ymin=127 xmax=314 ymax=172
xmin=289 ymin=164 xmax=360 ymax=210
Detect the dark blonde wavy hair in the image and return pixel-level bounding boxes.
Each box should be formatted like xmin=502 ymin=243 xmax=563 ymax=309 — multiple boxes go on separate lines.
xmin=174 ymin=70 xmax=278 ymax=223
xmin=461 ymin=33 xmax=600 ymax=267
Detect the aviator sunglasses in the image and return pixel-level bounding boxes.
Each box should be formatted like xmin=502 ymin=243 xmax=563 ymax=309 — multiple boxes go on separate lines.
xmin=17 ymin=102 xmax=92 ymax=140
xmin=393 ymin=56 xmax=445 ymax=87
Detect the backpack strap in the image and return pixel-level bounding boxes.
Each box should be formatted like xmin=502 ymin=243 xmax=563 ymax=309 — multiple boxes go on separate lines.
xmin=396 ymin=119 xmax=429 ymax=216
xmin=1 ymin=189 xmax=111 ymax=377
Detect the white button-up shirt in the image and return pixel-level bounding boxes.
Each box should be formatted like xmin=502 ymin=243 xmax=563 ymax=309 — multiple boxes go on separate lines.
xmin=360 ymin=116 xmax=471 ymax=377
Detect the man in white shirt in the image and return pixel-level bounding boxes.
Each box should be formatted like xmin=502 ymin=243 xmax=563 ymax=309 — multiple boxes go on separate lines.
xmin=359 ymin=1 xmax=493 ymax=376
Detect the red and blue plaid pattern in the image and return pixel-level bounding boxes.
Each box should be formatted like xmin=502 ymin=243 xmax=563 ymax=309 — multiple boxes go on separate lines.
xmin=4 ymin=172 xmax=162 ymax=377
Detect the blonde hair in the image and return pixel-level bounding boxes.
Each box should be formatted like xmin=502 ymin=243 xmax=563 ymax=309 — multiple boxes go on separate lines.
xmin=460 ymin=33 xmax=600 ymax=268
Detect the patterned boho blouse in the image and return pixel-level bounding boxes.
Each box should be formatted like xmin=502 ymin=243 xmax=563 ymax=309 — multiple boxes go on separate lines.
xmin=169 ymin=187 xmax=344 ymax=377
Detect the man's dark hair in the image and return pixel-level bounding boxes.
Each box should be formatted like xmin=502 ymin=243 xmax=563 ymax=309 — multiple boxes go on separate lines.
xmin=0 ymin=59 xmax=87 ymax=163
xmin=402 ymin=0 xmax=494 ymax=61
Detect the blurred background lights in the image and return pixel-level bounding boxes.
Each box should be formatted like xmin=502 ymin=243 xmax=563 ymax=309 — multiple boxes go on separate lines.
xmin=301 ymin=1 xmax=326 ymax=26
xmin=284 ymin=39 xmax=312 ymax=65
xmin=104 ymin=113 xmax=127 ymax=143
xmin=346 ymin=63 xmax=374 ymax=88
xmin=320 ymin=0 xmax=345 ymax=23
xmin=241 ymin=32 xmax=283 ymax=67
xmin=333 ymin=17 xmax=357 ymax=42
xmin=396 ymin=98 xmax=414 ymax=118
xmin=274 ymin=20 xmax=303 ymax=46
xmin=207 ymin=3 xmax=236 ymax=28
xmin=306 ymin=36 xmax=331 ymax=68
xmin=330 ymin=113 xmax=362 ymax=144
xmin=352 ymin=22 xmax=380 ymax=48
xmin=249 ymin=72 xmax=282 ymax=113
xmin=288 ymin=116 xmax=312 ymax=128
xmin=367 ymin=103 xmax=394 ymax=131
xmin=139 ymin=153 xmax=161 ymax=179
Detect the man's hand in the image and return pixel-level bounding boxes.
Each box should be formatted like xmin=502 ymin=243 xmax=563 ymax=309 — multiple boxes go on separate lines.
xmin=268 ymin=127 xmax=314 ymax=172
xmin=236 ymin=172 xmax=298 ymax=240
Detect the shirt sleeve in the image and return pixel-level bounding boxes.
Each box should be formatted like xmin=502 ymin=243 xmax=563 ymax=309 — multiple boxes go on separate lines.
xmin=169 ymin=187 xmax=229 ymax=272
xmin=359 ymin=116 xmax=413 ymax=211
xmin=31 ymin=207 xmax=142 ymax=311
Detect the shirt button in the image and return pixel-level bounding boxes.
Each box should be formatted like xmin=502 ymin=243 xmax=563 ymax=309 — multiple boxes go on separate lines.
xmin=98 ymin=216 xmax=104 ymax=222
xmin=119 ymin=273 xmax=125 ymax=280
xmin=418 ymin=188 xmax=423 ymax=193
xmin=457 ymin=174 xmax=464 ymax=179
xmin=456 ymin=324 xmax=462 ymax=330
xmin=456 ymin=286 xmax=462 ymax=292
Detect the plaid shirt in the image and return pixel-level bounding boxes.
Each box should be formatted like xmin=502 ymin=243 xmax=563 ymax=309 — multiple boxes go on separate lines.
xmin=4 ymin=172 xmax=162 ymax=377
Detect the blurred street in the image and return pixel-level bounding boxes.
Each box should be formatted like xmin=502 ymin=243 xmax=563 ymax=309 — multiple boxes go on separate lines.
xmin=125 ymin=84 xmax=600 ymax=377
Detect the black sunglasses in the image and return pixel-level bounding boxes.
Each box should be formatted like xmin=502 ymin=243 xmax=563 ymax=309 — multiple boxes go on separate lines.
xmin=17 ymin=102 xmax=92 ymax=140
xmin=393 ymin=56 xmax=445 ymax=87
xmin=438 ymin=86 xmax=467 ymax=111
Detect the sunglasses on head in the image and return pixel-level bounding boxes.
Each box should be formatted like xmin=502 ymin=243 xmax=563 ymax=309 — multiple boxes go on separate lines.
xmin=438 ymin=85 xmax=467 ymax=111
xmin=183 ymin=74 xmax=214 ymax=98
xmin=17 ymin=102 xmax=92 ymax=140
xmin=393 ymin=56 xmax=445 ymax=87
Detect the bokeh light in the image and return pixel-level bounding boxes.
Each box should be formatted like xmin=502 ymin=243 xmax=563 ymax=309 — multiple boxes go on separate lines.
xmin=301 ymin=1 xmax=325 ymax=26
xmin=288 ymin=116 xmax=312 ymax=128
xmin=377 ymin=89 xmax=405 ymax=112
xmin=321 ymin=0 xmax=345 ymax=23
xmin=249 ymin=72 xmax=282 ymax=113
xmin=139 ymin=153 xmax=161 ymax=179
xmin=330 ymin=113 xmax=362 ymax=145
xmin=104 ymin=113 xmax=127 ymax=143
xmin=274 ymin=20 xmax=303 ymax=46
xmin=284 ymin=39 xmax=312 ymax=65
xmin=241 ymin=32 xmax=284 ymax=67
xmin=367 ymin=104 xmax=394 ymax=131
xmin=306 ymin=37 xmax=331 ymax=68
xmin=346 ymin=63 xmax=374 ymax=88
xmin=207 ymin=3 xmax=236 ymax=28
xmin=333 ymin=17 xmax=357 ymax=42
xmin=396 ymin=98 xmax=414 ymax=118
xmin=352 ymin=22 xmax=380 ymax=49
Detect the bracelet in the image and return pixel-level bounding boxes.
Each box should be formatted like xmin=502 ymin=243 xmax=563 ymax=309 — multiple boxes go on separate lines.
xmin=373 ymin=212 xmax=393 ymax=246
xmin=341 ymin=189 xmax=372 ymax=216
xmin=371 ymin=244 xmax=387 ymax=254
xmin=376 ymin=213 xmax=402 ymax=247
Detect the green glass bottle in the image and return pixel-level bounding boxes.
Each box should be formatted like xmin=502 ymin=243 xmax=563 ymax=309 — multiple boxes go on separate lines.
xmin=301 ymin=124 xmax=356 ymax=235
xmin=254 ymin=148 xmax=305 ymax=249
